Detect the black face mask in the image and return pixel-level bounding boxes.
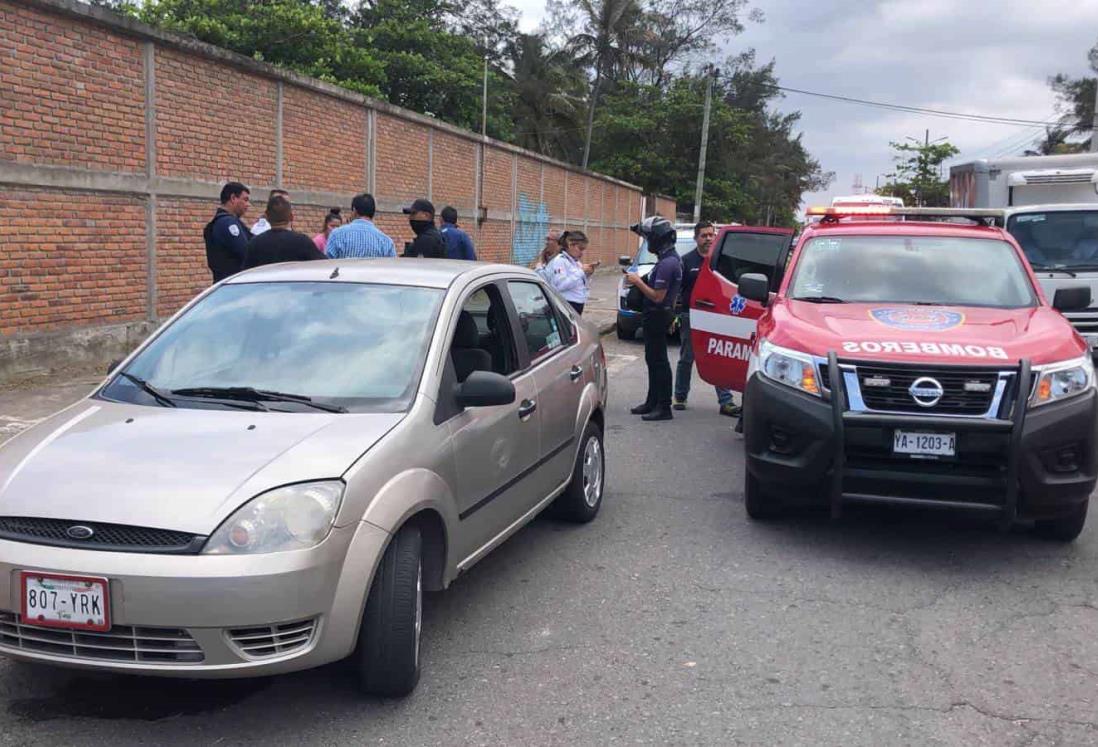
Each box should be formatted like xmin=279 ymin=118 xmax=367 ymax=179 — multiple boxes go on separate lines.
xmin=410 ymin=219 xmax=433 ymax=235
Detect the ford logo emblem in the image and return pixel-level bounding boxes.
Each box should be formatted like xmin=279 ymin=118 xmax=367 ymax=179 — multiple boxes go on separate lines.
xmin=909 ymin=377 xmax=945 ymax=408
xmin=66 ymin=525 xmax=95 ymax=540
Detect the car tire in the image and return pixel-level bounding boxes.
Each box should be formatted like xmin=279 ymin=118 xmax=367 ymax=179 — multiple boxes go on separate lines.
xmin=551 ymin=421 xmax=605 ymax=523
xmin=1033 ymin=500 xmax=1088 ymax=542
xmin=744 ymin=471 xmax=781 ymax=520
xmin=355 ymin=524 xmax=423 ymax=697
xmin=616 ymin=323 xmax=634 ymax=340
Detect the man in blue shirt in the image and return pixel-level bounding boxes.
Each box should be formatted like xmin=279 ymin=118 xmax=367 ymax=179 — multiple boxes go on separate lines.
xmin=204 ymin=181 xmax=252 ymax=283
xmin=438 ymin=206 xmax=477 ymax=261
xmin=625 ymin=216 xmax=683 ymax=421
xmin=325 ymin=193 xmax=397 ymax=259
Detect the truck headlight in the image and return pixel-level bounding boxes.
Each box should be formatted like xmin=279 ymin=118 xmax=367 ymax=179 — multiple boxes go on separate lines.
xmin=758 ymin=339 xmax=821 ymax=397
xmin=204 ymin=481 xmax=344 ymax=555
xmin=1030 ymin=355 xmax=1094 ymax=408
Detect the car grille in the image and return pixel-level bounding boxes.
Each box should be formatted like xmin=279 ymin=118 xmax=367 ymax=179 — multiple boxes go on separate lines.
xmin=853 ymin=363 xmax=999 ymax=415
xmin=0 ymin=517 xmax=204 ymax=554
xmin=0 ymin=611 xmax=204 ymax=663
xmin=227 ymin=619 xmax=318 ymax=659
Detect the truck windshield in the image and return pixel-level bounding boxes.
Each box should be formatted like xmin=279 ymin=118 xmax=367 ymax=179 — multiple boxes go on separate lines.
xmin=789 ymin=235 xmax=1036 ymax=308
xmin=636 ymin=236 xmax=694 ymax=265
xmin=1007 ymin=210 xmax=1098 ymax=271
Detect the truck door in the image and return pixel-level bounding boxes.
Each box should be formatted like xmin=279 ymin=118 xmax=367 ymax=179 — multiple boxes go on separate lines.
xmin=691 ymin=227 xmax=795 ymax=391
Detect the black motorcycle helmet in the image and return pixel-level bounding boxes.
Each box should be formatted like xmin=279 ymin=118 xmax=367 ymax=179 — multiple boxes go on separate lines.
xmin=630 ymin=216 xmax=676 ymax=254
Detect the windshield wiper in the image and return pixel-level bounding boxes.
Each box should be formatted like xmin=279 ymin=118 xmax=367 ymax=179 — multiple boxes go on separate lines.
xmin=170 ymin=387 xmax=347 ymax=414
xmin=793 ymin=295 xmax=847 ymax=304
xmin=118 ymin=372 xmax=176 ymax=408
xmin=1030 ymin=264 xmax=1077 ymax=277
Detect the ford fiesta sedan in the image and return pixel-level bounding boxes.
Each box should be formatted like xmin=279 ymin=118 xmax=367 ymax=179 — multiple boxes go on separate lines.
xmin=0 ymin=259 xmax=608 ymax=696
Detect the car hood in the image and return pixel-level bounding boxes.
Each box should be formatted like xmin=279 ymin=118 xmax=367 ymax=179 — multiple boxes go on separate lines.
xmin=769 ymin=301 xmax=1085 ymax=366
xmin=0 ymin=400 xmax=403 ymax=535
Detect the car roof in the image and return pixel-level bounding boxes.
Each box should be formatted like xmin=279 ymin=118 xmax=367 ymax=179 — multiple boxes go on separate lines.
xmin=801 ymin=220 xmax=1009 ymax=240
xmin=1002 ymin=203 xmax=1098 ymax=215
xmin=225 ymin=258 xmax=535 ymax=289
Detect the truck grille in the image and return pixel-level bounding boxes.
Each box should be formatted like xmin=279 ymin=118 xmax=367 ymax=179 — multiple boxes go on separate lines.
xmin=0 ymin=611 xmax=204 ymax=663
xmin=1063 ymin=309 xmax=1098 ymax=336
xmin=227 ymin=619 xmax=318 ymax=659
xmin=0 ymin=517 xmax=204 ymax=554
xmin=853 ymin=364 xmax=999 ymax=416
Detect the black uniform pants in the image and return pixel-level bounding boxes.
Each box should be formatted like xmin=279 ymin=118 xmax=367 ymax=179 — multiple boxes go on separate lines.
xmin=642 ymin=306 xmax=672 ymax=410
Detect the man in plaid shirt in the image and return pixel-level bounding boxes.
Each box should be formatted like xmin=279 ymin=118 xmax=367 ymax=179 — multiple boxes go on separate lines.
xmin=325 ymin=193 xmax=397 ymax=259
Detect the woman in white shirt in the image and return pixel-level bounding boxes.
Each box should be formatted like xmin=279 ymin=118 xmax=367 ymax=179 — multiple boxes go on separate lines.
xmin=547 ymin=230 xmax=598 ymax=314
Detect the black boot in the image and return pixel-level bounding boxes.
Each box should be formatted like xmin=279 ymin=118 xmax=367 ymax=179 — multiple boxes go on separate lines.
xmin=630 ymin=403 xmax=654 ymax=415
xmin=641 ymin=408 xmax=673 ymax=421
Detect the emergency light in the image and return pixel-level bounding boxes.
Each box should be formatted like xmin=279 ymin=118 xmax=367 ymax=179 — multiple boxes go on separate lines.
xmin=806 ymin=206 xmax=1005 ymax=224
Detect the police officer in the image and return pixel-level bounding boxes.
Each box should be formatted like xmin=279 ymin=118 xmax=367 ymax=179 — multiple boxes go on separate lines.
xmin=402 ymin=198 xmax=447 ymax=258
xmin=204 ymin=182 xmax=252 ymax=282
xmin=625 ymin=217 xmax=683 ymax=421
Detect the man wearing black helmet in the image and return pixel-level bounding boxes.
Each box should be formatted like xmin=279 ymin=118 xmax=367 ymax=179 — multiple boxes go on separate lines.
xmin=625 ymin=216 xmax=683 ymax=421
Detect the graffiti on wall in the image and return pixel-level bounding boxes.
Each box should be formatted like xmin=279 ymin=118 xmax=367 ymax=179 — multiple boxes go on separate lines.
xmin=512 ymin=192 xmax=550 ymax=266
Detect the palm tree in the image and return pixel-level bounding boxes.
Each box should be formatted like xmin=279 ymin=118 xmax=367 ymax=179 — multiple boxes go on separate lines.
xmin=506 ymin=34 xmax=586 ymax=159
xmin=568 ymin=0 xmax=644 ymax=168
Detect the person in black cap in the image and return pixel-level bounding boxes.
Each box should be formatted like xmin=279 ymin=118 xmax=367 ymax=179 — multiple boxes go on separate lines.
xmin=402 ymin=198 xmax=447 ymax=259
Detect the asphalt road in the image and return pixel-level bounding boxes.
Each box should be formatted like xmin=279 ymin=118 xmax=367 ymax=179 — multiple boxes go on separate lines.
xmin=2 ymin=334 xmax=1098 ymax=745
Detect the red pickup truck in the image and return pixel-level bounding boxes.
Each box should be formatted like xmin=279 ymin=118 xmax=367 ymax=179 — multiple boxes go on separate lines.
xmin=690 ymin=207 xmax=1098 ymax=541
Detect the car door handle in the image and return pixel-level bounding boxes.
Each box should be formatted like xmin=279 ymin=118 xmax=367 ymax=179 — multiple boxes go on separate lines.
xmin=518 ymin=399 xmax=537 ymax=419
xmin=569 ymin=365 xmax=583 ymax=381
xmin=694 ymin=299 xmax=715 ymax=309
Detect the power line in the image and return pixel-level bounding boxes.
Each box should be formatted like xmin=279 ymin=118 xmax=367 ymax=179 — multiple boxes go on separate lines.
xmin=763 ymin=84 xmax=1068 ymax=127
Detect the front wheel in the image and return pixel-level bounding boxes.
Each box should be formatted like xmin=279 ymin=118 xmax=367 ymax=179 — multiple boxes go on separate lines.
xmin=1033 ymin=501 xmax=1088 ymax=542
xmin=354 ymin=524 xmax=423 ymax=696
xmin=616 ymin=322 xmax=635 ymax=340
xmin=551 ymin=421 xmax=605 ymax=523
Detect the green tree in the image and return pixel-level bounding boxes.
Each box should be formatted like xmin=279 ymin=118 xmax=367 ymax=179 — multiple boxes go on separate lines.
xmin=505 ymin=34 xmax=586 ymax=159
xmin=1044 ymin=39 xmax=1097 ymax=152
xmin=878 ymin=139 xmax=960 ymax=207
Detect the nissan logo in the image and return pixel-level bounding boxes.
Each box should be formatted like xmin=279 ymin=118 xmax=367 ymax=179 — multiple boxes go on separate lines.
xmin=66 ymin=525 xmax=95 ymax=540
xmin=909 ymin=377 xmax=945 ymax=408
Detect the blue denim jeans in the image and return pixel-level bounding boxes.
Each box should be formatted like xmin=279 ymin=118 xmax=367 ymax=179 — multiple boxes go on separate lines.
xmin=674 ymin=311 xmax=733 ymax=406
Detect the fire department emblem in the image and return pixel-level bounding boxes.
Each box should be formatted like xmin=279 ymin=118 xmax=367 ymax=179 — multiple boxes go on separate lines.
xmin=870 ymin=307 xmax=964 ymax=331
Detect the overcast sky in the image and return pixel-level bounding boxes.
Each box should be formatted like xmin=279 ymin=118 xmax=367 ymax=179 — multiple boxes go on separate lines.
xmin=510 ymin=0 xmax=1098 ymax=213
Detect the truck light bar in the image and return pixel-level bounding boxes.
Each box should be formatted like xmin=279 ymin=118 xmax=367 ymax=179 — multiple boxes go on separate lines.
xmin=806 ymin=206 xmax=1005 ymax=224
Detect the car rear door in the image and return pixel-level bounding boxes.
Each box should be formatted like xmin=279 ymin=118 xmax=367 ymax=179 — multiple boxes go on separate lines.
xmin=690 ymin=226 xmax=795 ymax=391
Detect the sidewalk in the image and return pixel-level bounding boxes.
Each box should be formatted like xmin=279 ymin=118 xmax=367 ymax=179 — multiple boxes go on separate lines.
xmin=582 ymin=267 xmax=622 ymax=336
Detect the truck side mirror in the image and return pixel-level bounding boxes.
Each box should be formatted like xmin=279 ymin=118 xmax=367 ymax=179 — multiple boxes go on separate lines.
xmin=1053 ymin=286 xmax=1091 ymax=312
xmin=738 ymin=273 xmax=770 ymax=306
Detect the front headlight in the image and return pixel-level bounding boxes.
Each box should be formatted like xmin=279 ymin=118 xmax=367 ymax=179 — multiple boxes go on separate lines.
xmin=757 ymin=339 xmax=821 ymax=397
xmin=1030 ymin=355 xmax=1095 ymax=408
xmin=203 ymin=481 xmax=345 ymax=555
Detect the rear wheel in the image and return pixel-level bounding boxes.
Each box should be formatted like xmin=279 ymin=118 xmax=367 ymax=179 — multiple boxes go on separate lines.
xmin=551 ymin=421 xmax=605 ymax=523
xmin=355 ymin=524 xmax=422 ymax=696
xmin=1033 ymin=501 xmax=1088 ymax=542
xmin=744 ymin=471 xmax=782 ymax=520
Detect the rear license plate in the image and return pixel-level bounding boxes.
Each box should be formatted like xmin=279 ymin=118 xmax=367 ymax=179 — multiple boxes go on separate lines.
xmin=20 ymin=572 xmax=110 ymax=632
xmin=893 ymin=431 xmax=956 ymax=458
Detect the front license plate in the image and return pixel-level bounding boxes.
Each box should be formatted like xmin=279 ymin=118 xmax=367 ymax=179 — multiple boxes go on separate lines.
xmin=21 ymin=572 xmax=110 ymax=632
xmin=893 ymin=430 xmax=956 ymax=458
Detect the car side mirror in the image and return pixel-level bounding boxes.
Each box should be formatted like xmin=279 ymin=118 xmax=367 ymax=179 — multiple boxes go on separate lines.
xmin=618 ymin=255 xmax=632 ymax=267
xmin=738 ymin=273 xmax=770 ymax=306
xmin=1053 ymin=286 xmax=1091 ymax=312
xmin=106 ymin=358 xmax=124 ymax=375
xmin=455 ymin=371 xmax=516 ymax=408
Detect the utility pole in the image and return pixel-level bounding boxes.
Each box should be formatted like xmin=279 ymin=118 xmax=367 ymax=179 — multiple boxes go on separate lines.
xmin=693 ymin=67 xmax=715 ymax=223
xmin=1091 ymin=80 xmax=1098 ymax=153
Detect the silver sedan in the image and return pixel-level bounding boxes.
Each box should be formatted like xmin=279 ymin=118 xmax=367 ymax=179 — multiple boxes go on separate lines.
xmin=0 ymin=259 xmax=608 ymax=696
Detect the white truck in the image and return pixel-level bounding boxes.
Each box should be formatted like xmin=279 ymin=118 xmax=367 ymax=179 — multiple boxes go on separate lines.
xmin=950 ymin=153 xmax=1098 ymax=209
xmin=950 ymin=154 xmax=1098 ymax=356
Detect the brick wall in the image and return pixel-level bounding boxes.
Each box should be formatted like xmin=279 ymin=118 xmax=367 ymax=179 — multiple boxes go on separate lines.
xmin=0 ymin=0 xmax=669 ymax=373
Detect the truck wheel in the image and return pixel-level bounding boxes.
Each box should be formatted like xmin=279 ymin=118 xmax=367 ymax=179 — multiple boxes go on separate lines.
xmin=551 ymin=421 xmax=605 ymax=523
xmin=355 ymin=524 xmax=422 ymax=696
xmin=745 ymin=471 xmax=781 ymax=520
xmin=1033 ymin=501 xmax=1088 ymax=542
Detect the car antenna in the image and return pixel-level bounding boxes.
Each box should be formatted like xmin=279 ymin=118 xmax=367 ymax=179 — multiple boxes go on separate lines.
xmin=329 ymin=266 xmax=340 ymax=279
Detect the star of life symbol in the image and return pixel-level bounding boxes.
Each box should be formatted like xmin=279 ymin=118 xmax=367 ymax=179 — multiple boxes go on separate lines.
xmin=730 ymin=295 xmax=747 ymax=315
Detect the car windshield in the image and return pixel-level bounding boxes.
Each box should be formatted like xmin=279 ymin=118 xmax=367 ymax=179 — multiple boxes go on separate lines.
xmin=100 ymin=282 xmax=444 ymax=413
xmin=1007 ymin=210 xmax=1098 ymax=270
xmin=636 ymin=235 xmax=695 ymax=265
xmin=789 ymin=235 xmax=1037 ymax=307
